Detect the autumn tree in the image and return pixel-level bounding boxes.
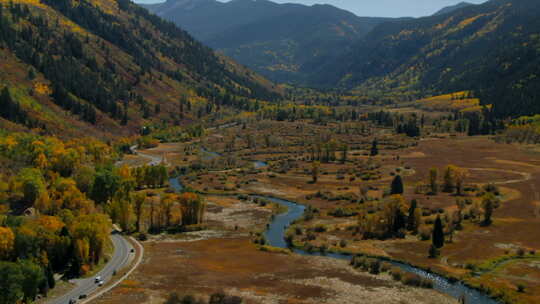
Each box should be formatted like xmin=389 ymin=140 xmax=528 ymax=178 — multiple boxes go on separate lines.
xmin=70 ymin=214 xmax=110 ymax=265
xmin=51 ymin=178 xmax=95 ymax=215
xmin=0 ymin=227 xmax=14 ymax=260
xmin=18 ymin=168 xmax=46 ymax=205
xmin=442 ymin=165 xmax=455 ymax=193
xmin=481 ymin=193 xmax=498 ymax=226
xmin=454 ymin=167 xmax=469 ymax=196
xmin=428 ymin=168 xmax=438 ymax=195
xmin=340 ymin=144 xmax=348 ymax=164
xmin=161 ymin=194 xmax=175 ymax=228
xmin=109 ymin=196 xmax=133 ymax=232
xmin=148 ymin=196 xmax=158 ymax=233
xmin=74 ymin=166 xmax=95 ymax=194
xmin=406 ymin=199 xmax=419 ymax=233
xmin=133 ymin=192 xmax=146 ymax=232
xmin=178 ymin=193 xmax=205 ymax=226
xmin=311 ymin=161 xmax=320 ymax=183
xmin=379 ymin=195 xmax=407 ymax=238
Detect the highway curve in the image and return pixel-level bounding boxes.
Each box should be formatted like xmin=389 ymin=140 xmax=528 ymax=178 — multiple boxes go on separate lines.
xmin=46 ymin=234 xmax=133 ymax=304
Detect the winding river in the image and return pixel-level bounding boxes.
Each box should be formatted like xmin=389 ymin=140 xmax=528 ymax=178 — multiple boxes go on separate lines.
xmin=168 ymin=149 xmax=499 ymax=304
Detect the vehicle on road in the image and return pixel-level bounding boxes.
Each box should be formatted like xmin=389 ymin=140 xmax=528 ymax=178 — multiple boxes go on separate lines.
xmin=94 ymin=276 xmax=101 ymax=283
xmin=97 ymin=280 xmax=104 ymax=287
xmin=68 ymin=299 xmax=76 ymax=304
xmin=78 ymin=294 xmax=87 ymax=300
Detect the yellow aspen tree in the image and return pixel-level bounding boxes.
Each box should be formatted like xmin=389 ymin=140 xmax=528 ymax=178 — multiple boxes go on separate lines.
xmin=0 ymin=226 xmax=15 ymax=259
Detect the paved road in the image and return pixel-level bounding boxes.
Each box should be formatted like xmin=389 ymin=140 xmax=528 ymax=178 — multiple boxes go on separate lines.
xmin=47 ymin=234 xmax=133 ymax=304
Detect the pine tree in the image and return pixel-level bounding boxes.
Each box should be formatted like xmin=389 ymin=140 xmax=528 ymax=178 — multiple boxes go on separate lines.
xmin=432 ymin=216 xmax=444 ymax=248
xmin=390 ymin=175 xmax=404 ymax=195
xmin=46 ymin=265 xmax=55 ymax=289
xmin=370 ymin=139 xmax=378 ymax=156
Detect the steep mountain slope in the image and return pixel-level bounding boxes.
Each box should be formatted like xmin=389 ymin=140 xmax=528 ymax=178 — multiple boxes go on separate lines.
xmin=142 ymin=0 xmax=396 ymax=83
xmin=433 ymin=2 xmax=473 ymax=16
xmin=0 ymin=0 xmax=279 ymax=138
xmin=313 ymin=0 xmax=540 ymax=118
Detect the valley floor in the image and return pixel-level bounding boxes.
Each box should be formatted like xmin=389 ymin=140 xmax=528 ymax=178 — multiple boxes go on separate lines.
xmin=111 ymin=121 xmax=540 ymax=303
xmin=93 ymin=198 xmax=454 ymax=304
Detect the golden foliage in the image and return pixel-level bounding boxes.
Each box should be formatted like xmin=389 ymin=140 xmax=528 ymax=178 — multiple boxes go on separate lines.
xmin=36 ymin=215 xmax=65 ymax=233
xmin=33 ymin=83 xmax=51 ymax=96
xmin=0 ymin=226 xmax=14 ymax=259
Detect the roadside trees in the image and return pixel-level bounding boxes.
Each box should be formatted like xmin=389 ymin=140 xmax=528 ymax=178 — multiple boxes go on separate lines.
xmin=179 ymin=193 xmax=205 ymax=226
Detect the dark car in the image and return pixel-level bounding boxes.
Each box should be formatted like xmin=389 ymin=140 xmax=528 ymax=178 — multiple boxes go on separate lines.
xmin=68 ymin=299 xmax=77 ymax=304
xmin=78 ymin=294 xmax=87 ymax=300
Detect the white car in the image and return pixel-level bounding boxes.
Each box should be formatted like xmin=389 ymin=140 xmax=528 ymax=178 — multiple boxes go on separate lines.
xmin=97 ymin=280 xmax=104 ymax=287
xmin=94 ymin=276 xmax=101 ymax=283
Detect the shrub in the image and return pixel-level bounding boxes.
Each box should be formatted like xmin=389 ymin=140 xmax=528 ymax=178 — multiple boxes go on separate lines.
xmin=401 ymin=273 xmax=421 ymax=287
xmin=369 ymin=259 xmax=381 ymax=275
xmin=418 ymin=225 xmax=431 ymax=241
xmin=314 ymin=225 xmax=327 ymax=233
xmin=420 ymin=278 xmax=434 ymax=289
xmin=209 ymin=292 xmax=243 ymax=304
xmin=390 ymin=267 xmax=404 ymax=281
xmin=428 ymin=244 xmax=440 ymax=258
xmin=380 ymin=262 xmax=392 ymax=273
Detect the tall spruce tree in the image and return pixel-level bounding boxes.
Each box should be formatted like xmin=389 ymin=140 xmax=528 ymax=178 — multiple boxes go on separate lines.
xmin=370 ymin=139 xmax=378 ymax=156
xmin=390 ymin=175 xmax=404 ymax=195
xmin=432 ymin=216 xmax=445 ymax=248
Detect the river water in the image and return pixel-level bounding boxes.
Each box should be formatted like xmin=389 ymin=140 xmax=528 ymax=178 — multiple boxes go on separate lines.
xmin=168 ymin=150 xmax=498 ymax=304
xmin=260 ymin=196 xmax=499 ymax=304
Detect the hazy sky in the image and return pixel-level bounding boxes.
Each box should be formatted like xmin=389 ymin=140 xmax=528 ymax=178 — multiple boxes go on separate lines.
xmin=134 ymin=0 xmax=488 ymax=17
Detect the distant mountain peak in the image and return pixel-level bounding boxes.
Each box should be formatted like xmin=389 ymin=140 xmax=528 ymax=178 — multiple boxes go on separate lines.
xmin=163 ymin=0 xmax=215 ymax=10
xmin=433 ymin=1 xmax=473 ymax=16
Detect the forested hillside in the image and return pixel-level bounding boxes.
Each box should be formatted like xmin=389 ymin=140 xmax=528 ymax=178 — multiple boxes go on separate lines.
xmin=142 ymin=0 xmax=396 ymax=84
xmin=0 ymin=0 xmax=279 ymax=138
xmin=311 ymin=0 xmax=540 ymax=118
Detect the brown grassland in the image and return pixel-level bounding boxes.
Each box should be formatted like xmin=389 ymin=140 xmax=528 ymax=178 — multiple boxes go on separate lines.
xmin=104 ymin=114 xmax=540 ymax=303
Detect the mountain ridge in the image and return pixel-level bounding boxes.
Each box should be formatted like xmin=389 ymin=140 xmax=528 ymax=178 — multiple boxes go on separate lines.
xmin=433 ymin=2 xmax=474 ymax=16
xmin=141 ymin=0 xmax=399 ymax=83
xmin=310 ymin=0 xmax=540 ymax=117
